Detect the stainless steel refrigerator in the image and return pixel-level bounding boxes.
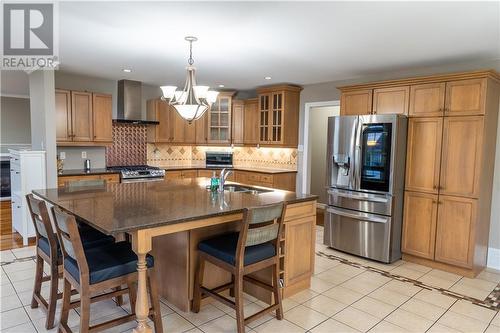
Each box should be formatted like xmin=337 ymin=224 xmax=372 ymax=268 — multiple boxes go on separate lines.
xmin=324 ymin=114 xmax=407 ymax=263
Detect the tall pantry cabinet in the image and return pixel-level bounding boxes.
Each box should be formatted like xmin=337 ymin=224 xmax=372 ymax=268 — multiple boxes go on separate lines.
xmin=339 ymin=70 xmax=500 ymax=277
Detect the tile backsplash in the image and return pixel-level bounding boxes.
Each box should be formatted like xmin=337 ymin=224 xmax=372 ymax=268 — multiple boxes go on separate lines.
xmin=106 ymin=123 xmax=147 ymax=166
xmin=147 ymin=144 xmax=297 ymax=170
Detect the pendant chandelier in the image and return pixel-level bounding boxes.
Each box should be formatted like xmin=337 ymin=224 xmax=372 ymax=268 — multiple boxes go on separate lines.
xmin=160 ymin=36 xmax=219 ymax=123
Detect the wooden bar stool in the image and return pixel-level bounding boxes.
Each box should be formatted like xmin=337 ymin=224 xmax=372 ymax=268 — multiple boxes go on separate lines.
xmin=193 ymin=202 xmax=286 ymax=333
xmin=26 ymin=194 xmax=115 ymax=330
xmin=51 ymin=206 xmax=163 ymax=333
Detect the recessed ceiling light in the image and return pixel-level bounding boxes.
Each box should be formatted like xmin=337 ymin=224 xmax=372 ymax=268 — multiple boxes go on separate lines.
xmin=264 ymin=76 xmax=272 ymax=80
xmin=218 ymin=84 xmax=225 ymax=88
xmin=123 ymin=68 xmax=132 ymax=73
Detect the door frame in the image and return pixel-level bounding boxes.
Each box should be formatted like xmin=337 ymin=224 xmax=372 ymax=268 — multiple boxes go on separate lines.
xmin=301 ymin=100 xmax=340 ymax=205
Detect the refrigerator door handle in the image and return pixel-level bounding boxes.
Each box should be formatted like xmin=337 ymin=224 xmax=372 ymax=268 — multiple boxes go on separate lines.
xmin=326 ymin=207 xmax=389 ymax=224
xmin=327 ymin=189 xmax=389 ymax=203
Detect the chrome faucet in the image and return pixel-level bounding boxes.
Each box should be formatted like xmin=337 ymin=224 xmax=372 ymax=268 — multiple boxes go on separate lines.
xmin=218 ymin=168 xmax=233 ymax=192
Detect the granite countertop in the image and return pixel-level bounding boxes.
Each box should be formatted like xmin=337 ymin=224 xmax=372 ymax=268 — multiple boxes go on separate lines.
xmin=33 ymin=178 xmax=316 ymax=235
xmin=58 ymin=168 xmax=120 ymax=176
xmin=161 ymin=165 xmax=297 ymax=174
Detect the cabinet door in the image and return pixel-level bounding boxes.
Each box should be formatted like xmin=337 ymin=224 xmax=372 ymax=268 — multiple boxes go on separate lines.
xmin=259 ymin=94 xmax=271 ymax=143
xmin=208 ymin=95 xmax=232 ymax=144
xmin=232 ymin=100 xmax=244 ymax=145
xmin=445 ymin=79 xmax=486 ymax=116
xmin=152 ymin=100 xmax=172 ymax=143
xmin=270 ymin=92 xmax=284 ymax=144
xmin=55 ymin=89 xmax=72 ymax=142
xmin=243 ymin=99 xmax=259 ymax=145
xmin=184 ymin=121 xmax=196 ymax=144
xmin=340 ymin=90 xmax=373 ymax=116
xmin=170 ymin=108 xmax=186 ymax=143
xmin=405 ymin=118 xmax=443 ymax=193
xmin=435 ymin=196 xmax=476 ymax=268
xmin=440 ymin=116 xmax=483 ymax=198
xmin=71 ymin=91 xmax=93 ymax=142
xmin=373 ymin=86 xmax=409 ymax=115
xmin=195 ymin=112 xmax=208 ymax=144
xmin=284 ymin=216 xmax=315 ymax=286
xmin=92 ymin=93 xmax=112 ymax=142
xmin=402 ymin=191 xmax=438 ymax=259
xmin=409 ymin=83 xmax=446 ymax=117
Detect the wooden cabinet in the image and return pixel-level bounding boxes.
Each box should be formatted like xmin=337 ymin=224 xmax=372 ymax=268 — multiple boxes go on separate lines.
xmin=445 ymin=79 xmax=486 ymax=116
xmin=207 ymin=92 xmax=234 ymax=144
xmin=195 ymin=112 xmax=208 ymax=144
xmin=57 ymin=174 xmax=119 ymax=187
xmin=147 ymin=99 xmax=197 ymax=144
xmin=231 ymin=100 xmax=244 ymax=145
xmin=402 ymin=191 xmax=438 ymax=259
xmin=243 ymin=98 xmax=259 ymax=145
xmin=165 ymin=170 xmax=198 ymax=180
xmin=340 ymin=89 xmax=372 ymax=115
xmin=405 ymin=118 xmax=443 ymax=193
xmin=234 ymin=170 xmax=296 ymax=191
xmin=435 ymin=196 xmax=477 ymax=268
xmin=439 ymin=116 xmax=483 ymax=198
xmin=257 ymin=85 xmax=301 ymax=146
xmin=92 ymin=93 xmax=113 ymax=142
xmin=56 ymin=89 xmax=112 ymax=146
xmin=409 ymin=83 xmax=445 ymax=117
xmin=372 ymin=86 xmax=409 ymax=115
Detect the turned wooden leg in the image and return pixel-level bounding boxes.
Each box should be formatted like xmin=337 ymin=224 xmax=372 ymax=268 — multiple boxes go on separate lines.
xmin=148 ymin=269 xmax=163 ymax=333
xmin=272 ymin=263 xmax=283 ymax=320
xmin=45 ymin=262 xmax=59 ymax=329
xmin=234 ymin=274 xmax=245 ymax=333
xmin=31 ymin=255 xmax=43 ymax=309
xmin=133 ymin=253 xmax=152 ymax=333
xmin=58 ymin=278 xmax=71 ymax=333
xmin=192 ymin=256 xmax=205 ymax=313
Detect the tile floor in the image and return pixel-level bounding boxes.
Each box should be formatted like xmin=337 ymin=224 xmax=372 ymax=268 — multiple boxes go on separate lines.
xmin=1 ymin=226 xmax=499 ymax=333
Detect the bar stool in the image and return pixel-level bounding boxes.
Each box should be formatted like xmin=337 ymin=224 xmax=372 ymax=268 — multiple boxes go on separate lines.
xmin=26 ymin=194 xmax=115 ymax=330
xmin=51 ymin=206 xmax=163 ymax=333
xmin=193 ymin=202 xmax=286 ymax=333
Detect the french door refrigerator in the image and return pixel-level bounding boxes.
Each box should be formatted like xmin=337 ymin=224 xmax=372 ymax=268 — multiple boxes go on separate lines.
xmin=324 ymin=114 xmax=407 ymax=263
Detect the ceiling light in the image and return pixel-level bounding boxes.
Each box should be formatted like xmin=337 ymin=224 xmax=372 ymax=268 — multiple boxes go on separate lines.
xmin=218 ymin=84 xmax=225 ymax=88
xmin=264 ymin=76 xmax=272 ymax=80
xmin=161 ymin=36 xmax=218 ymax=123
xmin=123 ymin=68 xmax=132 ymax=73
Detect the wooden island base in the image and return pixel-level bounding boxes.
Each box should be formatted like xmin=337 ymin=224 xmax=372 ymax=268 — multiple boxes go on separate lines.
xmin=151 ymin=200 xmax=317 ymax=312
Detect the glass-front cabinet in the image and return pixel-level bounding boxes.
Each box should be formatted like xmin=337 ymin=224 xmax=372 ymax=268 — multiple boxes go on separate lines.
xmin=259 ymin=92 xmax=284 ymax=144
xmin=207 ymin=92 xmax=234 ymax=144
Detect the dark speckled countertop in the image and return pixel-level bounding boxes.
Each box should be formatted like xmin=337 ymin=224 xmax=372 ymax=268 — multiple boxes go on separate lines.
xmin=162 ymin=165 xmax=297 ymax=174
xmin=58 ymin=168 xmax=120 ymax=176
xmin=33 ymin=178 xmax=316 ymax=235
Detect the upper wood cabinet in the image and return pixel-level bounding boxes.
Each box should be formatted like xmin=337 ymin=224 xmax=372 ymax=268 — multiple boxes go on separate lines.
xmin=340 ymin=89 xmax=372 ymax=116
xmin=372 ymin=86 xmax=409 ymax=115
xmin=409 ymin=83 xmax=446 ymax=117
xmin=243 ymin=98 xmax=259 ymax=145
xmin=405 ymin=117 xmax=443 ymax=194
xmin=439 ymin=116 xmax=483 ymax=198
xmin=92 ymin=93 xmax=113 ymax=142
xmin=402 ymin=191 xmax=438 ymax=260
xmin=445 ymin=78 xmax=486 ymax=116
xmin=195 ymin=112 xmax=208 ymax=144
xmin=56 ymin=89 xmax=112 ymax=146
xmin=207 ymin=92 xmax=234 ymax=144
xmin=435 ymin=195 xmax=477 ymax=268
xmin=231 ymin=99 xmax=244 ymax=145
xmin=257 ymin=85 xmax=301 ymax=147
xmin=147 ymin=99 xmax=196 ymax=144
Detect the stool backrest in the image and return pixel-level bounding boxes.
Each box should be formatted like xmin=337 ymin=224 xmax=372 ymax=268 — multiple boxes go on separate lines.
xmin=26 ymin=194 xmax=58 ymax=257
xmin=236 ymin=202 xmax=286 ymax=267
xmin=51 ymin=206 xmax=89 ymax=282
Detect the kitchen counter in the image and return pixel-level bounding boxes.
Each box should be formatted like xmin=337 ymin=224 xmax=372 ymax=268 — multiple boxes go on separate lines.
xmin=58 ymin=168 xmax=120 ymax=176
xmin=161 ymin=165 xmax=297 ymax=174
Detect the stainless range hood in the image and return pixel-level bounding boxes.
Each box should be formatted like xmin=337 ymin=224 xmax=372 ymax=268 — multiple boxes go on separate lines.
xmin=114 ymin=79 xmax=159 ymax=125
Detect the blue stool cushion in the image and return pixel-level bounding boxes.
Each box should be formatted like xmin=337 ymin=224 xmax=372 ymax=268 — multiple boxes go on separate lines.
xmin=64 ymin=241 xmax=154 ymax=285
xmin=198 ymin=232 xmax=276 ymax=266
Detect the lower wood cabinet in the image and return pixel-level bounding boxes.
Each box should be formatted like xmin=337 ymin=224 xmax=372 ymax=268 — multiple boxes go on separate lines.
xmin=402 ymin=191 xmax=438 ymax=259
xmin=234 ymin=170 xmax=296 ymax=191
xmin=165 ymin=170 xmax=198 ymax=180
xmin=57 ymin=174 xmax=120 ymax=187
xmin=435 ymin=195 xmax=477 ymax=268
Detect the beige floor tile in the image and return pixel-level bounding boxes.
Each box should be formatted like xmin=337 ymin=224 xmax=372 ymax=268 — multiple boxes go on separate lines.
xmin=253 ymin=317 xmax=304 ymax=333
xmin=449 ymin=300 xmax=497 ymax=323
xmin=12 ymin=278 xmax=37 ymax=293
xmin=426 ymin=323 xmax=462 ymax=333
xmin=369 ymin=287 xmax=410 ymax=307
xmin=281 ymin=297 xmax=300 ymax=312
xmin=75 ymin=309 xmax=137 ymax=333
xmin=2 ymin=322 xmax=37 ymax=333
xmin=310 ymin=318 xmax=360 ymax=333
xmin=449 ymin=283 xmax=492 ymax=300
xmin=323 ymin=286 xmax=365 ymax=305
xmin=160 ymin=312 xmax=195 ymax=333
xmin=11 ymin=246 xmax=36 ymax=259
xmin=437 ymin=311 xmax=489 ymax=333
xmin=477 ymin=270 xmax=500 ymax=283
xmin=390 ymin=266 xmax=427 ymax=280
xmin=0 ymin=250 xmax=16 ymax=262
xmin=309 ymin=276 xmax=335 ymax=293
xmin=315 ymin=269 xmax=352 ymax=285
xmin=340 ymin=277 xmax=385 ymax=295
xmin=198 ymin=314 xmax=252 ymax=333
xmin=400 ymin=298 xmax=447 ymax=321
xmin=285 ymin=304 xmax=328 ymax=330
xmin=303 ymin=295 xmax=348 ymax=317
xmin=315 ymin=256 xmax=341 ymax=269
xmin=0 ymin=294 xmax=23 ymax=312
xmin=418 ymin=274 xmax=458 ymax=289
xmin=333 ymin=306 xmax=380 ymax=332
xmin=491 ymin=312 xmax=500 ymax=326
xmin=1 ymin=283 xmax=16 ymax=297
xmin=184 ymin=328 xmax=204 ymax=333
xmin=412 ymin=289 xmax=456 ymax=309
xmin=288 ymin=289 xmax=318 ymax=303
xmin=329 ymin=263 xmax=366 ymax=277
xmin=385 ymin=308 xmax=434 ymax=333
xmin=382 ymin=279 xmax=422 ymax=297
xmin=484 ymin=325 xmax=500 ymax=333
xmin=177 ymin=303 xmax=225 ymax=326
xmin=368 ymin=320 xmax=407 ymax=333
xmin=399 ymin=262 xmax=433 ymax=273
xmin=457 ymin=277 xmax=497 ymax=292
xmin=0 ymin=307 xmax=31 ymax=330
xmin=5 ymin=268 xmax=36 ymax=282
xmin=2 ymin=260 xmax=36 ymax=274
xmin=351 ymin=296 xmax=396 ymax=319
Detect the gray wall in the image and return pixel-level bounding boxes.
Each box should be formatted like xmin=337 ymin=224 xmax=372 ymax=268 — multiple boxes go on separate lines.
xmin=309 ymin=105 xmax=339 ymax=204
xmin=56 ymin=147 xmax=107 ymax=170
xmin=0 ymin=96 xmax=31 ymax=144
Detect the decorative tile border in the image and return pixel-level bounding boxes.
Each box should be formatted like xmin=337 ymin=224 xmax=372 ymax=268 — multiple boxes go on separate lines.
xmin=317 ymin=251 xmax=500 ymax=311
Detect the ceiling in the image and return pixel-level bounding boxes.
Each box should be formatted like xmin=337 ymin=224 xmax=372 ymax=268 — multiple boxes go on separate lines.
xmin=2 ymin=1 xmax=500 ymax=93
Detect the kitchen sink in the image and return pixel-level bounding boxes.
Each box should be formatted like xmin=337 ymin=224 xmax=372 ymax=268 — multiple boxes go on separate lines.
xmin=221 ymin=184 xmax=273 ymax=194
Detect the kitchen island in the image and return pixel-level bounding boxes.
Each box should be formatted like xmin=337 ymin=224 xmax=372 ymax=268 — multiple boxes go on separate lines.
xmin=33 ymin=178 xmax=317 ymax=333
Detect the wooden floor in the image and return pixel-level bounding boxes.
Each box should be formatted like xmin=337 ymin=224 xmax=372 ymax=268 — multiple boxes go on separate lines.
xmin=316 ymin=207 xmax=324 ymax=226
xmin=0 ymin=232 xmax=35 ymax=251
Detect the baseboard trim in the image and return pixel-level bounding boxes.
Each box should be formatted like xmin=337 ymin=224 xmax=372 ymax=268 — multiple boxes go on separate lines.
xmin=487 ymin=247 xmax=500 ymax=270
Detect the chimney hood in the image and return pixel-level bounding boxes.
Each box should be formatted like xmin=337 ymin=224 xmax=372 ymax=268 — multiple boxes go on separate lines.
xmin=114 ymin=79 xmax=159 ymax=125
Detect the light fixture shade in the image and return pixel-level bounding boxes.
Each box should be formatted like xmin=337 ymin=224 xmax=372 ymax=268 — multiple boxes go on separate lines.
xmin=174 ymin=91 xmax=187 ymax=104
xmin=174 ymin=104 xmax=208 ymax=122
xmin=207 ymin=90 xmax=219 ymax=104
xmin=193 ymin=85 xmax=209 ymax=99
xmin=160 ymin=86 xmax=177 ymax=99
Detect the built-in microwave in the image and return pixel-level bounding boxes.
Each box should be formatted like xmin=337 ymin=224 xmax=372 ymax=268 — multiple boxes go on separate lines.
xmin=205 ymin=152 xmax=233 ymax=168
